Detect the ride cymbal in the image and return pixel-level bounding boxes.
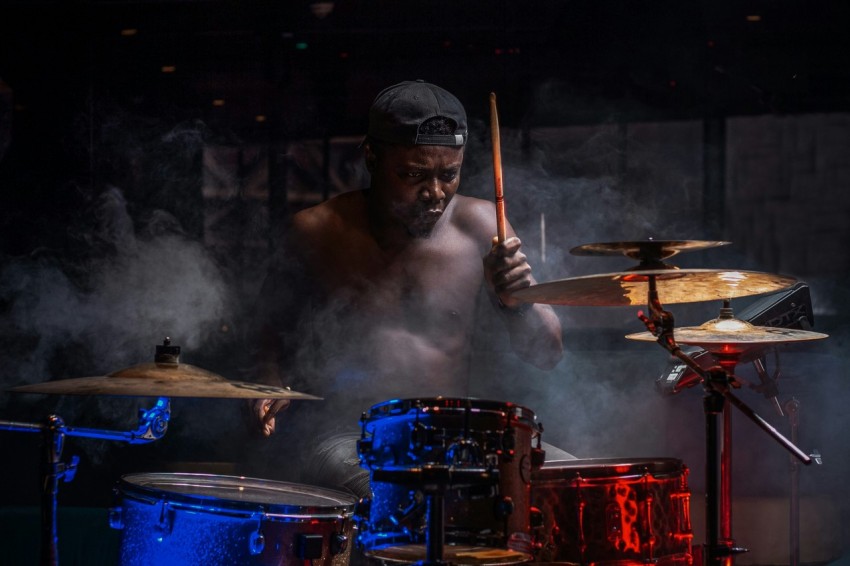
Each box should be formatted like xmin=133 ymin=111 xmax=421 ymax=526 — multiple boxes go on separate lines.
xmin=511 ymin=268 xmax=797 ymax=306
xmin=626 ymin=317 xmax=828 ymax=352
xmin=570 ymin=239 xmax=731 ymax=261
xmin=8 ymin=362 xmax=321 ymax=400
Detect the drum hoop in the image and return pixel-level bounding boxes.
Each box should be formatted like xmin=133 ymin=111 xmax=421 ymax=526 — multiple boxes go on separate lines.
xmin=533 ymin=457 xmax=685 ymax=483
xmin=367 ymin=397 xmax=536 ymax=425
xmin=118 ymin=473 xmax=356 ymax=517
xmin=119 ymin=496 xmax=351 ymax=522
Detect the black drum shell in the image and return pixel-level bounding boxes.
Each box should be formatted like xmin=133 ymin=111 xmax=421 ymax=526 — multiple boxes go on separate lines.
xmin=358 ymin=398 xmax=541 ymax=564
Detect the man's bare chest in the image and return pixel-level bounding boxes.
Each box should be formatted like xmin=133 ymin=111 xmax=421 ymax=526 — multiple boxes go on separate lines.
xmin=308 ymin=235 xmax=484 ymax=321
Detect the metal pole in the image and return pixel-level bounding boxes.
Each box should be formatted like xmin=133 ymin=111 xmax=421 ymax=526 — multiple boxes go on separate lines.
xmin=721 ymin=401 xmax=734 ymax=566
xmin=787 ymin=398 xmax=801 ymax=566
xmin=41 ymin=415 xmax=65 ymax=566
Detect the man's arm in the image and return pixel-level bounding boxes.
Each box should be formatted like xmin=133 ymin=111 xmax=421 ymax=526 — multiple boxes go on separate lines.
xmin=246 ymin=224 xmax=315 ymax=436
xmin=454 ymin=195 xmax=563 ymax=369
xmin=483 ymin=235 xmax=564 ymax=370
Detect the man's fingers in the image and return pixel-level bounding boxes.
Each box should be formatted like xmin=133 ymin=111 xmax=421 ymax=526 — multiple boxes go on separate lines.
xmin=490 ymin=236 xmax=521 ymax=255
xmin=262 ymin=399 xmax=290 ymax=425
xmin=261 ymin=415 xmax=276 ymax=437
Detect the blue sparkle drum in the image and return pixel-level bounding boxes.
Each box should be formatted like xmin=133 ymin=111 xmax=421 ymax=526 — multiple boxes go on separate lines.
xmin=110 ymin=473 xmax=357 ymax=566
xmin=357 ymin=397 xmax=544 ymax=564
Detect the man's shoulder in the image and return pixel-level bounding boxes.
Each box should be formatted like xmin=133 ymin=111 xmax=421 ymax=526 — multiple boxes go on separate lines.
xmin=449 ymin=194 xmax=496 ymax=237
xmin=293 ymin=190 xmax=366 ymax=235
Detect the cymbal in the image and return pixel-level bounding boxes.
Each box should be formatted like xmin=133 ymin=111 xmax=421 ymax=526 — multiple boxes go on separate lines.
xmin=8 ymin=362 xmax=321 ymax=400
xmin=626 ymin=317 xmax=828 ymax=351
xmin=512 ymin=268 xmax=797 ymax=306
xmin=570 ymin=239 xmax=731 ymax=261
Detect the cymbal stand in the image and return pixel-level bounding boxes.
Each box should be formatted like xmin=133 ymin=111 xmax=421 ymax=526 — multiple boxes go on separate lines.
xmin=751 ymin=354 xmax=822 ymax=566
xmin=638 ymin=277 xmax=812 ymax=566
xmin=0 ymin=397 xmax=171 ymax=566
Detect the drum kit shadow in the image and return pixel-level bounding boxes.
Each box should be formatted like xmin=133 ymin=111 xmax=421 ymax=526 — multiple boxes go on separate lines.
xmin=0 ymin=239 xmax=828 ymax=566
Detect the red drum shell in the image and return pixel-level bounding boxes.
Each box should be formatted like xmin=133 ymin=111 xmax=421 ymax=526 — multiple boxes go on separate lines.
xmin=531 ymin=458 xmax=693 ymax=566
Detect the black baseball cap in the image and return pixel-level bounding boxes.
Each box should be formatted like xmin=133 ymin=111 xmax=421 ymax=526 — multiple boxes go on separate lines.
xmin=366 ymin=80 xmax=468 ymax=147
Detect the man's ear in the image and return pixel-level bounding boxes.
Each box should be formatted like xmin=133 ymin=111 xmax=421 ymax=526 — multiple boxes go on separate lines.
xmin=364 ymin=143 xmax=377 ymax=174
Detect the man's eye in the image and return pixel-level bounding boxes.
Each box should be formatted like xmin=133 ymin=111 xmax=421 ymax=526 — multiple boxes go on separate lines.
xmin=407 ymin=171 xmax=423 ymax=178
xmin=441 ymin=172 xmax=457 ymax=181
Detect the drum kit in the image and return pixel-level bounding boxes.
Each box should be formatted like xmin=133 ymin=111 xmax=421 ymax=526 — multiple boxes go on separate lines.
xmin=1 ymin=239 xmax=828 ymax=566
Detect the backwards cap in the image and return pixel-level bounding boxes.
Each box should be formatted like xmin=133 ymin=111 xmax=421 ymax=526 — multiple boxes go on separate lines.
xmin=367 ymin=80 xmax=467 ymax=147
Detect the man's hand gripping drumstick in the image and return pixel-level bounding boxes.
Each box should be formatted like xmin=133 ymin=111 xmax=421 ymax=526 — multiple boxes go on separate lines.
xmin=486 ymin=92 xmax=529 ymax=309
xmin=247 ymin=397 xmax=290 ymax=438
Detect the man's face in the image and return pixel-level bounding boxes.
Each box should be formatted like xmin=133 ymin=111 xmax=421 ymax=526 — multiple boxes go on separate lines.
xmin=366 ymin=143 xmax=464 ymax=238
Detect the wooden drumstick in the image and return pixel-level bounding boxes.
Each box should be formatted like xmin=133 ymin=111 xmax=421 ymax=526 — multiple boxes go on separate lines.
xmin=489 ymin=92 xmax=507 ymax=243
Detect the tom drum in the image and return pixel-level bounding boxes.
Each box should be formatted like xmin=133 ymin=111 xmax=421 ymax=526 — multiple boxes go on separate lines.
xmin=110 ymin=473 xmax=357 ymax=566
xmin=531 ymin=458 xmax=693 ymax=566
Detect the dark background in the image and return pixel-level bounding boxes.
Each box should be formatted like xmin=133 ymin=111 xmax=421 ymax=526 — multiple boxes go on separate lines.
xmin=1 ymin=1 xmax=849 ymax=564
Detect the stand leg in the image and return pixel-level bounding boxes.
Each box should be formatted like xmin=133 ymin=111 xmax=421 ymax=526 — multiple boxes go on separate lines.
xmin=721 ymin=401 xmax=733 ymax=566
xmin=41 ymin=415 xmax=65 ymax=566
xmin=421 ymin=492 xmax=447 ymax=566
xmin=787 ymin=398 xmax=801 ymax=566
xmin=705 ymin=388 xmax=724 ymax=566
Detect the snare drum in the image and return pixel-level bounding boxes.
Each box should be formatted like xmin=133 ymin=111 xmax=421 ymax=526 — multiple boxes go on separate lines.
xmin=531 ymin=458 xmax=693 ymax=566
xmin=357 ymin=397 xmax=544 ymax=564
xmin=110 ymin=473 xmax=357 ymax=566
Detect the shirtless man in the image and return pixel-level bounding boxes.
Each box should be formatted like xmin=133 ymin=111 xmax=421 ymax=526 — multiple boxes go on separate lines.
xmin=248 ymin=81 xmax=565 ymax=491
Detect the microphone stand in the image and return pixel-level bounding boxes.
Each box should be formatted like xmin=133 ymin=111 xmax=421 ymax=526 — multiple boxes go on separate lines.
xmin=637 ymin=277 xmax=813 ymax=566
xmin=0 ymin=397 xmax=171 ymax=566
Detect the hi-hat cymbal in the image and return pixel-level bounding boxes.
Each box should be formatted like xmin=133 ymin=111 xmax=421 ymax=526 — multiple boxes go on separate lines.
xmin=512 ymin=268 xmax=797 ymax=306
xmin=626 ymin=317 xmax=828 ymax=352
xmin=570 ymin=239 xmax=731 ymax=261
xmin=8 ymin=362 xmax=321 ymax=400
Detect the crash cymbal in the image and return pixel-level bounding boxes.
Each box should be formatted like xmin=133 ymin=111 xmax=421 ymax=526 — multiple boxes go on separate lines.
xmin=512 ymin=268 xmax=797 ymax=307
xmin=8 ymin=362 xmax=321 ymax=400
xmin=626 ymin=317 xmax=828 ymax=352
xmin=570 ymin=239 xmax=731 ymax=261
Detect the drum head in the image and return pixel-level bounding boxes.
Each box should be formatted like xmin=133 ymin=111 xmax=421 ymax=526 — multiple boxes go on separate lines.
xmin=118 ymin=473 xmax=357 ymax=518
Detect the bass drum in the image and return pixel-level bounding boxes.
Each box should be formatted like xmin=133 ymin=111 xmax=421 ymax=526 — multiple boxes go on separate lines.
xmin=357 ymin=397 xmax=544 ymax=564
xmin=531 ymin=458 xmax=693 ymax=566
xmin=110 ymin=473 xmax=357 ymax=566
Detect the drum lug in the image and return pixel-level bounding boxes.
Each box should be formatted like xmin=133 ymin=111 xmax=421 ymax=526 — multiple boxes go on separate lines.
xmin=331 ymin=532 xmax=349 ymax=555
xmin=447 ymin=437 xmax=483 ymax=466
xmin=529 ymin=505 xmax=544 ymax=529
xmin=495 ymin=496 xmax=515 ymax=519
xmin=531 ymin=447 xmax=546 ymax=469
xmin=501 ymin=427 xmax=516 ymax=461
xmin=249 ymin=530 xmax=265 ymax=556
xmin=155 ymin=500 xmax=173 ymax=539
xmin=357 ymin=438 xmax=373 ymax=464
xmin=249 ymin=513 xmax=266 ymax=556
xmin=390 ymin=490 xmax=425 ymax=529
xmin=107 ymin=506 xmax=124 ymax=530
xmin=353 ymin=496 xmax=371 ymax=523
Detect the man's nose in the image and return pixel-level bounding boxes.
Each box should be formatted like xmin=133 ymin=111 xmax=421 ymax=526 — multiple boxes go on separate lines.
xmin=420 ymin=179 xmax=446 ymax=202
